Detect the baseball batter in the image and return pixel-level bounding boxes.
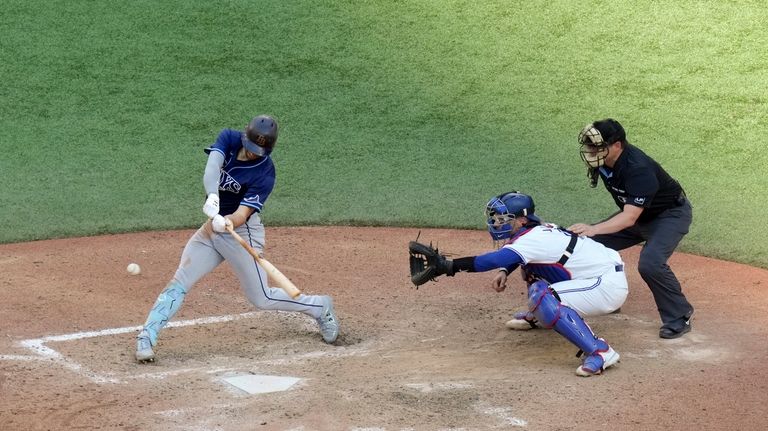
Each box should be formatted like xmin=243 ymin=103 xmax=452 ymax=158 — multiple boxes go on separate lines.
xmin=409 ymin=192 xmax=627 ymax=376
xmin=135 ymin=115 xmax=339 ymax=363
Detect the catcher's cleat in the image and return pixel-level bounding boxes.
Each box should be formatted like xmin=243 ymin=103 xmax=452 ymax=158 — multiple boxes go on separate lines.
xmin=135 ymin=331 xmax=155 ymax=363
xmin=576 ymin=344 xmax=620 ymax=377
xmin=504 ymin=311 xmax=539 ymax=330
xmin=317 ymin=296 xmax=339 ymax=344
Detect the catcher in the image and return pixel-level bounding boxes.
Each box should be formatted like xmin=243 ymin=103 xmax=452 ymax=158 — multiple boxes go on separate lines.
xmin=409 ymin=191 xmax=628 ymax=376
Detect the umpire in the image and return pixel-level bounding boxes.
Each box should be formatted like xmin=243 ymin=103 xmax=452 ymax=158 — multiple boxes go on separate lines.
xmin=568 ymin=118 xmax=694 ymax=339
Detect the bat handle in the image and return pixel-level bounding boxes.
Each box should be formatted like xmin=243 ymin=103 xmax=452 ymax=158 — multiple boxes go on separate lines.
xmin=226 ymin=225 xmax=254 ymax=253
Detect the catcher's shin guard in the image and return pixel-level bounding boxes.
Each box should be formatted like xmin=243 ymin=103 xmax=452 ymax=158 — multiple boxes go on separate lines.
xmin=528 ymin=280 xmax=617 ymax=374
xmin=141 ymin=280 xmax=188 ymax=345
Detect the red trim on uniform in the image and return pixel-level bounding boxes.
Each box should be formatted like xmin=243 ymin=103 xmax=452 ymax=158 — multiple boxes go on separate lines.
xmin=506 ymin=227 xmax=535 ymax=244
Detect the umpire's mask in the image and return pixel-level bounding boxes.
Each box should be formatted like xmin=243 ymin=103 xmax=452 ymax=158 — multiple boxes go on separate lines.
xmin=578 ymin=118 xmax=625 ymax=168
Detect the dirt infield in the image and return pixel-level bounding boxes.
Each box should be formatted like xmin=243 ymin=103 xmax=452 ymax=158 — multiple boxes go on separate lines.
xmin=1 ymin=226 xmax=767 ymax=430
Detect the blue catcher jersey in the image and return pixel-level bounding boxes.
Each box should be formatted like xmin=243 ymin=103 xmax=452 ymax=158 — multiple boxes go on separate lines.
xmin=204 ymin=129 xmax=276 ymax=216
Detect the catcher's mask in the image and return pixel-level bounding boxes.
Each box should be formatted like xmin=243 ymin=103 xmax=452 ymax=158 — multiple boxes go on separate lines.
xmin=484 ymin=192 xmax=541 ymax=241
xmin=578 ymin=118 xmax=625 ymax=168
xmin=242 ymin=115 xmax=278 ymax=157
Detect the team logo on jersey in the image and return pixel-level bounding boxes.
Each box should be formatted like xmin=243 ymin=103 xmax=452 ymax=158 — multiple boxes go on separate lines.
xmin=219 ymin=171 xmax=241 ymax=193
xmin=634 ymin=197 xmax=646 ymax=205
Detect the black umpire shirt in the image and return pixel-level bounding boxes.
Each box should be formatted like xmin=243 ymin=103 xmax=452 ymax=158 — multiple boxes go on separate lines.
xmin=598 ymin=144 xmax=685 ymax=223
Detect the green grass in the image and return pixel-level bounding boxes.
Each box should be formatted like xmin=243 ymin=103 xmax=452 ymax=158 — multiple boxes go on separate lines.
xmin=1 ymin=0 xmax=767 ymax=268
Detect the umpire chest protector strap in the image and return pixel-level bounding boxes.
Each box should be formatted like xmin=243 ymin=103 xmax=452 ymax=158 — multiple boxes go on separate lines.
xmin=557 ymin=234 xmax=579 ymax=265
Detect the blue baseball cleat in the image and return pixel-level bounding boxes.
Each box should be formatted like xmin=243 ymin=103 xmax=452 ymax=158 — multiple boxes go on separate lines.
xmin=576 ymin=341 xmax=620 ymax=377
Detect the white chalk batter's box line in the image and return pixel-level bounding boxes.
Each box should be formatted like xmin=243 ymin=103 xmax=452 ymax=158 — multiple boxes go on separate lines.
xmin=1 ymin=311 xmax=288 ymax=384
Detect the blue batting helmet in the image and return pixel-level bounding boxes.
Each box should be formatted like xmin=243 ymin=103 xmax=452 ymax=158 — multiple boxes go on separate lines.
xmin=484 ymin=192 xmax=541 ymax=241
xmin=242 ymin=115 xmax=278 ymax=157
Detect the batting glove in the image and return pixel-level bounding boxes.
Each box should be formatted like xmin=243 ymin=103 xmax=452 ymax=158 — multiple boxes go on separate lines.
xmin=211 ymin=215 xmax=231 ymax=233
xmin=203 ymin=193 xmax=220 ymax=218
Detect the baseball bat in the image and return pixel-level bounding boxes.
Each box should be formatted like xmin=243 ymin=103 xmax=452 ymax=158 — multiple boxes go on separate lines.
xmin=226 ymin=225 xmax=302 ymax=298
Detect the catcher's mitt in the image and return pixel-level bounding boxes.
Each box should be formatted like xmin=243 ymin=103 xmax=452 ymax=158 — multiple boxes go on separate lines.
xmin=408 ymin=241 xmax=454 ymax=287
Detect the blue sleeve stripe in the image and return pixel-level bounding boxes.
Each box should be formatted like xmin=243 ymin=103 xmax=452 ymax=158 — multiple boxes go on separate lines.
xmin=206 ymin=147 xmax=225 ymax=157
xmin=241 ymin=201 xmax=263 ymax=212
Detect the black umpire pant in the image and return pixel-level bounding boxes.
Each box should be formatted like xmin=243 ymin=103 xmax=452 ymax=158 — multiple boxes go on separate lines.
xmin=592 ymin=199 xmax=694 ymax=331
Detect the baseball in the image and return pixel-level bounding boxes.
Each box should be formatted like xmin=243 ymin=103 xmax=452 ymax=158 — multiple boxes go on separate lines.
xmin=127 ymin=263 xmax=141 ymax=276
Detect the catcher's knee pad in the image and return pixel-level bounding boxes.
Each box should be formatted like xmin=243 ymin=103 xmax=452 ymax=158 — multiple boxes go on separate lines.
xmin=527 ymin=281 xmax=560 ymax=328
xmin=143 ymin=280 xmax=188 ymax=343
xmin=528 ymin=280 xmax=605 ymax=356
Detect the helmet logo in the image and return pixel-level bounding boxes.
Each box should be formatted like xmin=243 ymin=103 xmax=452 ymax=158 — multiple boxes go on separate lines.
xmin=254 ymin=134 xmax=267 ymax=146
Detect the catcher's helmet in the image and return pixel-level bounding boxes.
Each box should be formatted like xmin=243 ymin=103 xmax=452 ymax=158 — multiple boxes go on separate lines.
xmin=484 ymin=192 xmax=541 ymax=241
xmin=578 ymin=118 xmax=625 ymax=168
xmin=242 ymin=115 xmax=278 ymax=156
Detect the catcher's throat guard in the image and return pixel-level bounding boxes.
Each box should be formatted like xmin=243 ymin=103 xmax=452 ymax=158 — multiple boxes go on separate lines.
xmin=408 ymin=241 xmax=454 ymax=287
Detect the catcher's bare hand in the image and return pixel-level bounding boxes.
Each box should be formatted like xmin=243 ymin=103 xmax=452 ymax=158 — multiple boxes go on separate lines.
xmin=491 ymin=271 xmax=508 ymax=292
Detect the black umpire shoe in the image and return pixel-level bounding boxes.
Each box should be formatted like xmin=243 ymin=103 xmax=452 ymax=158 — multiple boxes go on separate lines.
xmin=659 ymin=311 xmax=694 ymax=339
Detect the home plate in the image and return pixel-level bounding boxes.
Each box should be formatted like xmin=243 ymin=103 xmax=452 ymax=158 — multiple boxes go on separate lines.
xmin=223 ymin=374 xmax=301 ymax=395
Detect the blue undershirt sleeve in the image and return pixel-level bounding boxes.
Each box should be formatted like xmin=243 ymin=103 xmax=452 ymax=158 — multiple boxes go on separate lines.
xmin=473 ymin=248 xmax=524 ymax=272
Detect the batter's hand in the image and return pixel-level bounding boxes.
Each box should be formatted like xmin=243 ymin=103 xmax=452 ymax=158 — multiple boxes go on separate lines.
xmin=491 ymin=270 xmax=508 ymax=292
xmin=203 ymin=193 xmax=220 ymax=218
xmin=211 ymin=215 xmax=232 ymax=233
xmin=568 ymin=223 xmax=597 ymax=237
